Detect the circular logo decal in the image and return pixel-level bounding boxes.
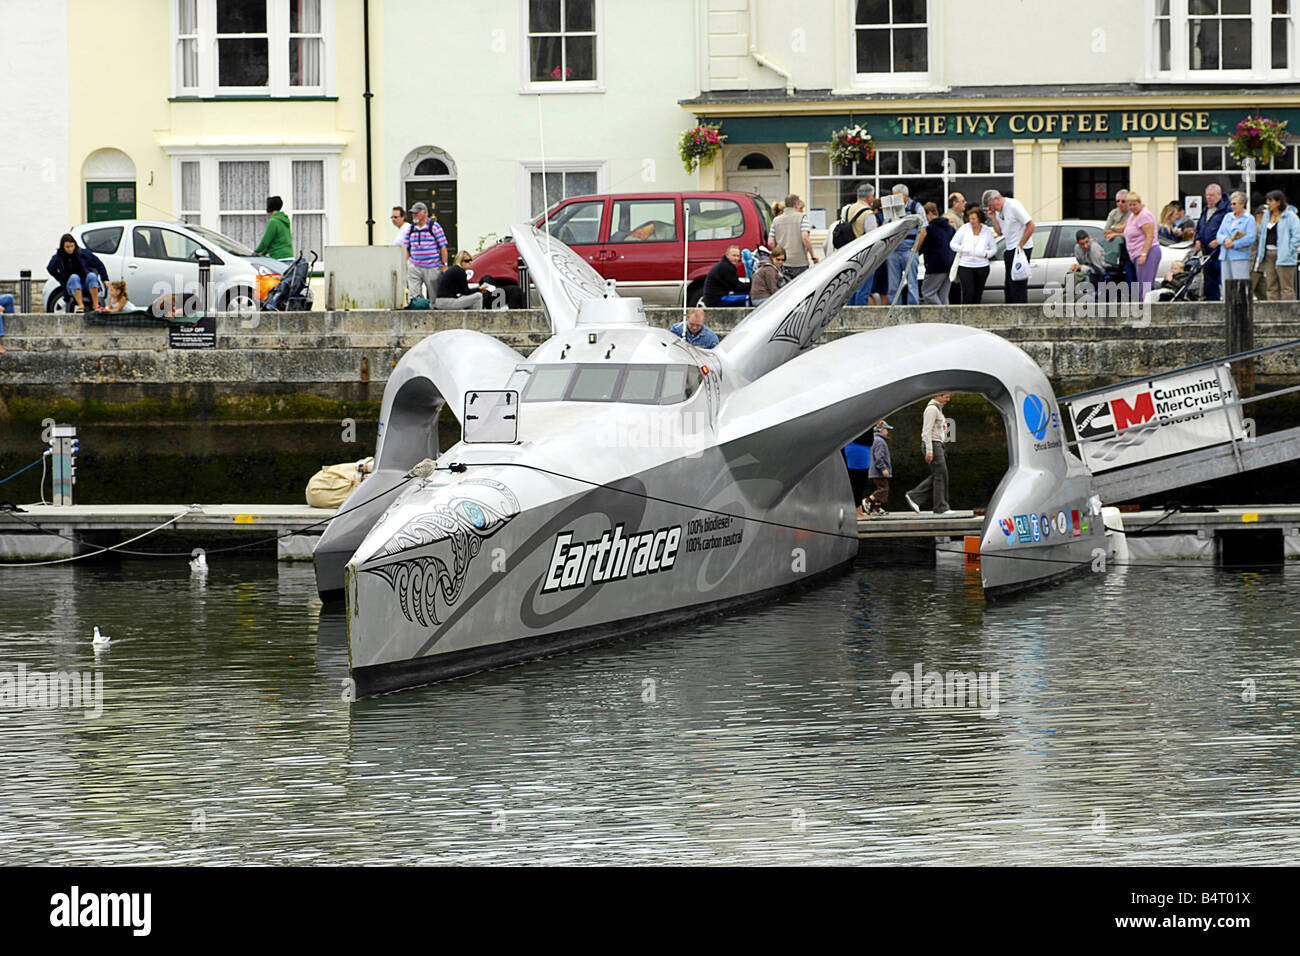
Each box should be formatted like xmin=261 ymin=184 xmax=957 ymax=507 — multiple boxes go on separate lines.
xmin=1023 ymin=394 xmax=1050 ymax=441
xmin=462 ymin=502 xmax=487 ymax=529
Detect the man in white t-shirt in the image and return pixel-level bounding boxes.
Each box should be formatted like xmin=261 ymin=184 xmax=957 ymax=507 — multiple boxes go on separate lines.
xmin=390 ymin=206 xmax=411 ymax=245
xmin=983 ymin=189 xmax=1035 ymax=303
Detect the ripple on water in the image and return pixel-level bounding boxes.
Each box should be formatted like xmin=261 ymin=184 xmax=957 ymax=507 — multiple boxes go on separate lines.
xmin=0 ymin=557 xmax=1297 ymax=864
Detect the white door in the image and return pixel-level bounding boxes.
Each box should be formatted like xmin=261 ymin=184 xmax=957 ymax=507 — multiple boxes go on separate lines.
xmin=124 ymin=225 xmax=201 ymax=309
xmin=726 ymin=172 xmax=785 ymax=208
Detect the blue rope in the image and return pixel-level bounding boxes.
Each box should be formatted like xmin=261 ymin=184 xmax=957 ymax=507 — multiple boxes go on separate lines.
xmin=0 ymin=456 xmax=44 ymax=486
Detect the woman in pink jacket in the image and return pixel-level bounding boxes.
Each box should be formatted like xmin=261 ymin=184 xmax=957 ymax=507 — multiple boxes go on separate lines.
xmin=1124 ymin=191 xmax=1161 ymax=298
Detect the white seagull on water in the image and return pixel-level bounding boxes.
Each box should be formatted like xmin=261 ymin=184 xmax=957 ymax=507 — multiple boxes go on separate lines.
xmin=190 ymin=549 xmax=208 ymax=574
xmin=92 ymin=626 xmax=112 ymax=648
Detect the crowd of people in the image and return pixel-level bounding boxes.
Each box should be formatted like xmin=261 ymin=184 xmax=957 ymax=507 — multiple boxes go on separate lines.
xmin=691 ymin=187 xmax=1038 ymax=309
xmin=1087 ymin=183 xmax=1299 ymax=302
xmin=692 ymin=180 xmax=1300 ymax=309
xmin=392 ymin=203 xmax=506 ymax=310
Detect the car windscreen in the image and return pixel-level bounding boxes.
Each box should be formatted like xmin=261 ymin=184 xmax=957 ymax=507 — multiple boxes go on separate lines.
xmin=187 ymin=224 xmax=257 ymax=258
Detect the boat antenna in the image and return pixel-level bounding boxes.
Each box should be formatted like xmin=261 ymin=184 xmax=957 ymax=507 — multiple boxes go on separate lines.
xmin=537 ymin=95 xmax=551 ymax=256
xmin=682 ymin=199 xmax=690 ymax=319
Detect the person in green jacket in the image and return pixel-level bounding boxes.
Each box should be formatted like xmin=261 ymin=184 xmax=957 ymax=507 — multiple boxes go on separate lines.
xmin=254 ymin=195 xmax=293 ymax=261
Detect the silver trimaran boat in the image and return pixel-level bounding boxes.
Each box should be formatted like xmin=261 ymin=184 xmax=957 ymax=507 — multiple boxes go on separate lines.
xmin=314 ymin=215 xmax=1101 ymax=696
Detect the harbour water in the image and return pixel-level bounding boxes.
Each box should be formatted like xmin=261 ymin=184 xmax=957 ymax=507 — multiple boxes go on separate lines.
xmin=1 ymin=555 xmax=1297 ymax=865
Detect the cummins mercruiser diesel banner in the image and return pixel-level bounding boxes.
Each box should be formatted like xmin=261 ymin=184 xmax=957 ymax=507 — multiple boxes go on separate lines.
xmin=1066 ymin=364 xmax=1245 ymax=472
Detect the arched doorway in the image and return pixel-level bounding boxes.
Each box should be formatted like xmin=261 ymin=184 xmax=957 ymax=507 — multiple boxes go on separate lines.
xmin=400 ymin=146 xmax=458 ymax=253
xmin=724 ymin=146 xmax=788 ymax=209
xmin=83 ymin=148 xmax=137 ymax=222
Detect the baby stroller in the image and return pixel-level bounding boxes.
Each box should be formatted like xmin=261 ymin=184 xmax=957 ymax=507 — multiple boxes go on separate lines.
xmin=1143 ymin=250 xmax=1206 ymax=304
xmin=1168 ymin=250 xmax=1207 ymax=302
xmin=262 ymin=251 xmax=317 ymax=311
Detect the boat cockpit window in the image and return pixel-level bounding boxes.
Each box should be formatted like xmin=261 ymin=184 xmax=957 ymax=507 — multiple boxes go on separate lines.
xmin=512 ymin=365 xmax=571 ymax=402
xmin=511 ymin=364 xmax=703 ymax=405
xmin=620 ymin=366 xmax=662 ymax=402
xmin=569 ymin=366 xmax=622 ymax=402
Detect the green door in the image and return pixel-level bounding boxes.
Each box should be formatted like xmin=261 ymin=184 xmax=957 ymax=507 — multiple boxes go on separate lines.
xmin=86 ymin=181 xmax=136 ymax=222
xmin=403 ymin=180 xmax=458 ymax=254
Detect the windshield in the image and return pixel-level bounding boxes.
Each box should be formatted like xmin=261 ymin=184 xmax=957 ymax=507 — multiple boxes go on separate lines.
xmin=187 ymin=224 xmax=258 ymax=258
xmin=509 ymin=364 xmax=703 ymax=405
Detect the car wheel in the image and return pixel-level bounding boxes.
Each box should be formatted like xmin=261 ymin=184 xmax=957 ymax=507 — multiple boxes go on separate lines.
xmin=223 ymin=288 xmax=258 ymax=316
xmin=685 ymin=280 xmax=704 ymax=308
xmin=46 ymin=291 xmax=70 ymax=314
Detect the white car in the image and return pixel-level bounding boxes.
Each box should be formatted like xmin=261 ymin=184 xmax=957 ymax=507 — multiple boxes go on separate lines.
xmin=42 ymin=219 xmax=285 ymax=314
xmin=981 ymin=219 xmax=1184 ymax=303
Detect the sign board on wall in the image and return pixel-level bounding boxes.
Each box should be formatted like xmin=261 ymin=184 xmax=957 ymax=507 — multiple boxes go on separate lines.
xmin=168 ymin=315 xmax=217 ymax=349
xmin=712 ymin=108 xmax=1300 ymax=145
xmin=1065 ymin=365 xmax=1244 ymax=473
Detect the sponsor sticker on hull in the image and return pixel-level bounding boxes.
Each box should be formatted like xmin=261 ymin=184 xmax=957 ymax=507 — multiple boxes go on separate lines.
xmin=1022 ymin=392 xmax=1063 ymax=452
xmin=1066 ymin=364 xmax=1245 ymax=472
xmin=1015 ymin=514 xmax=1032 ymax=544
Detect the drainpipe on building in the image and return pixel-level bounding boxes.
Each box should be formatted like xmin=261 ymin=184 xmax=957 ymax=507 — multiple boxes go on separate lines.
xmin=363 ymin=0 xmax=375 ymax=245
xmin=748 ymin=2 xmax=794 ymax=96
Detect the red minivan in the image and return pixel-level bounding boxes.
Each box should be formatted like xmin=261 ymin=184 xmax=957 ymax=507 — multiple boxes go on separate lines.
xmin=468 ymin=191 xmax=773 ymax=307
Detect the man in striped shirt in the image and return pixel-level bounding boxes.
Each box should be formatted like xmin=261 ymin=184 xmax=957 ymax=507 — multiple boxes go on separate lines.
xmin=404 ymin=201 xmax=448 ymax=301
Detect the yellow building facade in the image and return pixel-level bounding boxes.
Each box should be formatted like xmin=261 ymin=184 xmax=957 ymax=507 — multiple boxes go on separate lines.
xmin=66 ymin=0 xmax=377 ymax=256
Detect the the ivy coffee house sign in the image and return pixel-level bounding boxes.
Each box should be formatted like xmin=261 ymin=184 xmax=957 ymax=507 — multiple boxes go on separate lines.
xmin=716 ymin=108 xmax=1300 ymax=144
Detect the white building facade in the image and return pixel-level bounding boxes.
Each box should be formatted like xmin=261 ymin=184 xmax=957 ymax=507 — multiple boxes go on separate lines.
xmin=378 ymin=0 xmax=701 ymax=254
xmin=687 ymin=0 xmax=1300 ymax=230
xmin=0 ymin=1 xmax=72 ymax=279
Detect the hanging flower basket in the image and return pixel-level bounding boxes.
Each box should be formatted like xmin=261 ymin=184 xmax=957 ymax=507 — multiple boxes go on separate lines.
xmin=1228 ymin=115 xmax=1290 ymax=167
xmin=679 ymin=123 xmax=726 ymax=174
xmin=829 ymin=124 xmax=876 ymax=169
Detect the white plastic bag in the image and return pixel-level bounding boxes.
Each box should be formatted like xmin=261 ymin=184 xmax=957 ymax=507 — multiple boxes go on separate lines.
xmin=1011 ymin=247 xmax=1031 ymax=282
xmin=948 ymin=256 xmax=960 ymax=282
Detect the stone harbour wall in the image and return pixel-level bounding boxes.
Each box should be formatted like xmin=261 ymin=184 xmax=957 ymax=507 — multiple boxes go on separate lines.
xmin=2 ymin=303 xmax=1298 ymax=415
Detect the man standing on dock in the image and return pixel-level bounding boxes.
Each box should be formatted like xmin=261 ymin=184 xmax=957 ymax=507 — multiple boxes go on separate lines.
xmin=905 ymin=394 xmax=951 ymax=515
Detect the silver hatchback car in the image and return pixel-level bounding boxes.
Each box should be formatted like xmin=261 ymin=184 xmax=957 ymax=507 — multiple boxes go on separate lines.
xmin=42 ymin=220 xmax=286 ymax=314
xmin=980 ymin=219 xmax=1185 ymax=303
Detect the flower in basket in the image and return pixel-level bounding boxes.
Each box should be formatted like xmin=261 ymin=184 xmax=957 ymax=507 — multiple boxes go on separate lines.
xmin=1228 ymin=115 xmax=1290 ymax=166
xmin=829 ymin=124 xmax=876 ymax=169
xmin=679 ymin=123 xmax=727 ymax=173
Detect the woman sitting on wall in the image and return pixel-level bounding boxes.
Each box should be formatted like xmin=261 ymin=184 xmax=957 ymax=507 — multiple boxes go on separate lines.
xmin=436 ymin=251 xmax=505 ymax=310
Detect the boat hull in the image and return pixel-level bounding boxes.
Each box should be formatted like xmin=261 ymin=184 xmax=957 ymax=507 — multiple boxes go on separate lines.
xmin=351 ymin=554 xmax=855 ymax=697
xmin=345 ymin=451 xmax=860 ymax=696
